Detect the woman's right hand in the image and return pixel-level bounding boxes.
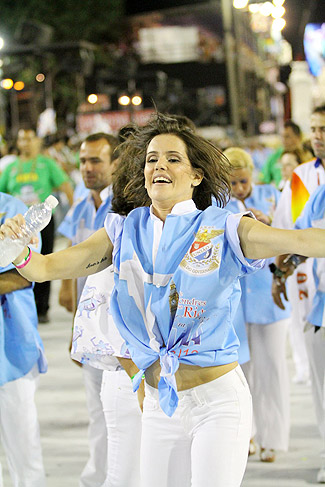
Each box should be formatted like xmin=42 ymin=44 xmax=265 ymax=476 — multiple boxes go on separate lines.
xmin=0 ymin=215 xmax=39 ymax=246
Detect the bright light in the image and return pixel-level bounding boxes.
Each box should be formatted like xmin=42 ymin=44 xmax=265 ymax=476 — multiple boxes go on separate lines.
xmin=272 ymin=5 xmax=285 ymax=18
xmin=14 ymin=81 xmax=25 ymax=91
xmin=36 ymin=73 xmax=45 ymax=83
xmin=248 ymin=3 xmax=261 ymax=13
xmin=118 ymin=95 xmax=131 ymax=106
xmin=131 ymin=95 xmax=142 ymax=106
xmin=87 ymin=94 xmax=98 ymax=104
xmin=260 ymin=2 xmax=274 ymax=16
xmin=273 ymin=0 xmax=285 ymax=6
xmin=0 ymin=37 xmax=4 ymax=50
xmin=1 ymin=78 xmax=14 ymax=90
xmin=233 ymin=0 xmax=249 ymax=8
xmin=272 ymin=17 xmax=286 ymax=31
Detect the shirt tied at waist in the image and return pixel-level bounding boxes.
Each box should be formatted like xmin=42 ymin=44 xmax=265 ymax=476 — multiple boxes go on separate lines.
xmin=158 ymin=348 xmax=180 ymax=417
xmin=131 ymin=347 xmax=180 ymax=417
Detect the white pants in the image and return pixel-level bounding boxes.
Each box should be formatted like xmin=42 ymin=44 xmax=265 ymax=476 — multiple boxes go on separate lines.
xmin=242 ymin=319 xmax=290 ymax=451
xmin=287 ymin=262 xmax=315 ymax=381
xmin=141 ymin=366 xmax=252 ymax=487
xmin=100 ymin=370 xmax=142 ymax=487
xmin=0 ymin=366 xmax=46 ymax=487
xmin=80 ymin=365 xmax=107 ymax=487
xmin=305 ymin=327 xmax=325 ymax=440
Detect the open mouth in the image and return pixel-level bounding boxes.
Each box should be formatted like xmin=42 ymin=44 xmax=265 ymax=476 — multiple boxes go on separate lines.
xmin=153 ymin=176 xmax=172 ymax=184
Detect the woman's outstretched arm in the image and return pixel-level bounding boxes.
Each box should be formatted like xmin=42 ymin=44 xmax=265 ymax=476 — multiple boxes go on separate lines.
xmin=238 ymin=216 xmax=325 ymax=260
xmin=0 ymin=221 xmax=112 ymax=282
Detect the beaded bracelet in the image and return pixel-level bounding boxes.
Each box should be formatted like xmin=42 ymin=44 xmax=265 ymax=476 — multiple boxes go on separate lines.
xmin=14 ymin=247 xmax=32 ymax=269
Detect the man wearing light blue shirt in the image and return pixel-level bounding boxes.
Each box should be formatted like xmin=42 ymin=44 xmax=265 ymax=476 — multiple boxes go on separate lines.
xmin=58 ymin=133 xmax=120 ymax=487
xmin=0 ymin=192 xmax=46 ymax=487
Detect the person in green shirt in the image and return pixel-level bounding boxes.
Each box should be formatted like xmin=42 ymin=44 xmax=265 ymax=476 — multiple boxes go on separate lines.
xmin=0 ymin=128 xmax=74 ymax=322
xmin=259 ymin=120 xmax=313 ymax=187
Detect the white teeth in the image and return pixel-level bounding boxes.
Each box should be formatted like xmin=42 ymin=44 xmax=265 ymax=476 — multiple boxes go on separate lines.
xmin=153 ymin=176 xmax=171 ymax=183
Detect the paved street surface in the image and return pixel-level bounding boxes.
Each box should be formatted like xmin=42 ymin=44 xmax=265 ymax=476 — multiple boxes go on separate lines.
xmin=0 ymin=256 xmax=323 ymax=486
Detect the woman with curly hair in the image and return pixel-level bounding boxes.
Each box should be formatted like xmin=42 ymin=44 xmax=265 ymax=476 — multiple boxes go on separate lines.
xmin=2 ymin=113 xmax=325 ymax=487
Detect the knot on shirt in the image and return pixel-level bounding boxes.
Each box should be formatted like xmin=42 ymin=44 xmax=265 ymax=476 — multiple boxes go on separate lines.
xmin=159 ymin=348 xmax=179 ymax=378
xmin=158 ymin=348 xmax=180 ymax=417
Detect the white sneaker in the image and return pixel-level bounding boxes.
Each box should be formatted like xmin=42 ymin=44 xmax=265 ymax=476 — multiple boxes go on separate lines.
xmin=317 ymin=466 xmax=325 ymax=483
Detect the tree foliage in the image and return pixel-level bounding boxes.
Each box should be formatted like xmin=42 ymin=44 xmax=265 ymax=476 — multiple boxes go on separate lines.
xmin=0 ymin=0 xmax=125 ymax=43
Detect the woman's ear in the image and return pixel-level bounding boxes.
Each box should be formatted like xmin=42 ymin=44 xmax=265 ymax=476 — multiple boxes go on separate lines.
xmin=192 ymin=169 xmax=204 ymax=187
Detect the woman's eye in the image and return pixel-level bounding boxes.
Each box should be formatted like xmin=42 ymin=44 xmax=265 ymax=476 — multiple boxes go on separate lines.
xmin=147 ymin=158 xmax=157 ymax=163
xmin=240 ymin=180 xmax=248 ymax=184
xmin=168 ymin=157 xmax=180 ymax=163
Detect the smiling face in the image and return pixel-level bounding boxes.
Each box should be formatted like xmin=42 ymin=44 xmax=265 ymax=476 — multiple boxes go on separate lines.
xmin=144 ymin=134 xmax=203 ymax=213
xmin=229 ymin=168 xmax=252 ymax=201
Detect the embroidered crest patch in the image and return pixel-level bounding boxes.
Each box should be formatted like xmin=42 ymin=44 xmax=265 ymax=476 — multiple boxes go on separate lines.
xmin=180 ymin=226 xmax=223 ymax=275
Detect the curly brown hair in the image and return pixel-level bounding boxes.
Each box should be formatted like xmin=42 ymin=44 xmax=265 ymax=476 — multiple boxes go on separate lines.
xmin=111 ymin=112 xmax=232 ymax=215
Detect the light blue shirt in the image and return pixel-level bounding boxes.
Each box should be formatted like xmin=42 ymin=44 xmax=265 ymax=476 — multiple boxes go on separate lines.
xmin=58 ymin=186 xmax=113 ymax=300
xmin=226 ymin=184 xmax=290 ymax=324
xmin=105 ymin=200 xmax=264 ymax=416
xmin=0 ymin=193 xmax=47 ymax=386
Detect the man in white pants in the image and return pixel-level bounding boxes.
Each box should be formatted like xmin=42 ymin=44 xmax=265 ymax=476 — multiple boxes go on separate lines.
xmin=0 ymin=192 xmax=47 ymax=487
xmin=58 ymin=132 xmax=142 ymax=487
xmin=272 ymin=104 xmax=325 ymax=483
xmin=58 ymin=133 xmax=119 ymax=486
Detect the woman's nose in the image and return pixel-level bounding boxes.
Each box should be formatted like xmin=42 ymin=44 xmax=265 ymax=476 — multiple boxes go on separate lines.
xmin=154 ymin=157 xmax=167 ymax=169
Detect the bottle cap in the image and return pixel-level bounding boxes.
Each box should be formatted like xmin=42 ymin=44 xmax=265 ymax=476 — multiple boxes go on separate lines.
xmin=45 ymin=195 xmax=59 ymax=209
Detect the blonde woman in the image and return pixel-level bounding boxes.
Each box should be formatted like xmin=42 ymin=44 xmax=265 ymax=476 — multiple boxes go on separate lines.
xmin=224 ymin=147 xmax=290 ymax=463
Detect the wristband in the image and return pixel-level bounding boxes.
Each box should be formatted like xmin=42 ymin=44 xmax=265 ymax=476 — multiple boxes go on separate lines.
xmin=269 ymin=263 xmax=285 ymax=279
xmin=14 ymin=247 xmax=32 ymax=269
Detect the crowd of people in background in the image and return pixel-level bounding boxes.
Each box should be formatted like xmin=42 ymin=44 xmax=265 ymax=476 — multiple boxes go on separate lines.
xmin=1 ymin=104 xmax=325 ymax=486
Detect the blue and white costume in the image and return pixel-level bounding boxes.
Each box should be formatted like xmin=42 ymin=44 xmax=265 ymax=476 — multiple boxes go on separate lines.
xmin=104 ymin=200 xmax=262 ymax=487
xmin=0 ymin=192 xmax=46 ymax=486
xmin=295 ymin=184 xmax=325 ymax=328
xmin=226 ymin=184 xmax=290 ymax=324
xmin=105 ymin=201 xmax=264 ymax=416
xmin=59 ymin=187 xmax=112 ymax=487
xmin=58 ymin=186 xmax=141 ymax=487
xmin=226 ymin=184 xmax=291 ymax=452
xmin=273 ymin=159 xmax=325 ymax=384
xmin=295 ymin=184 xmax=325 ymax=443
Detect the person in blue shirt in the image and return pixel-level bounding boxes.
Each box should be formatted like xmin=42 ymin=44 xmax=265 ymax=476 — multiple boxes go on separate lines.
xmin=275 ymin=183 xmax=325 ymax=483
xmin=58 ymin=131 xmax=142 ymax=487
xmin=3 ymin=113 xmax=325 ymax=487
xmin=0 ymin=192 xmax=46 ymax=487
xmin=224 ymin=147 xmax=291 ymax=463
xmin=58 ymin=132 xmax=119 ymax=487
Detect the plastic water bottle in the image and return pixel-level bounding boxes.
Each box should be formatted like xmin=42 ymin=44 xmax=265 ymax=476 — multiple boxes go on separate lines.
xmin=0 ymin=195 xmax=59 ymax=268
